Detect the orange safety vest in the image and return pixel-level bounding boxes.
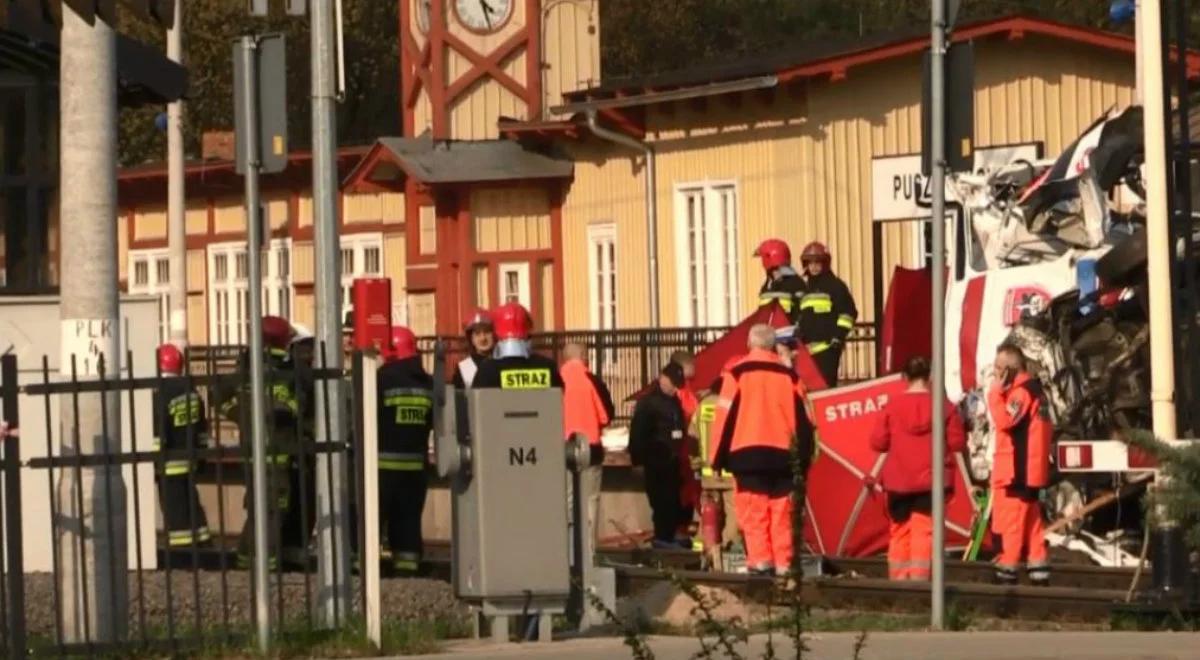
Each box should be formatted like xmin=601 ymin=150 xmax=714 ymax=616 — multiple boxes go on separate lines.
xmin=710 ymin=348 xmax=811 ymax=473
xmin=988 ymin=372 xmax=1052 ymax=489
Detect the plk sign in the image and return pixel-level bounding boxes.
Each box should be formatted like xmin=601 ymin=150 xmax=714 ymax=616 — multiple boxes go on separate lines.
xmin=60 ymin=318 xmax=119 ymax=377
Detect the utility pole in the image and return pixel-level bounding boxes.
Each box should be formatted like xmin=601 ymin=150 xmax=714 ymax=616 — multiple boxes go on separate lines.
xmin=167 ymin=0 xmax=188 ymax=348
xmin=237 ymin=35 xmax=273 ymax=652
xmin=928 ymin=0 xmax=948 ymax=631
xmin=311 ymin=0 xmax=352 ymax=623
xmin=57 ymin=4 xmax=128 ymax=644
xmin=1136 ymin=0 xmax=1187 ymax=596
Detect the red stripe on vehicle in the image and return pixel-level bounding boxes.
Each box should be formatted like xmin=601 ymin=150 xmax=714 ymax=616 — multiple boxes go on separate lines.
xmin=959 ymin=277 xmax=987 ymax=392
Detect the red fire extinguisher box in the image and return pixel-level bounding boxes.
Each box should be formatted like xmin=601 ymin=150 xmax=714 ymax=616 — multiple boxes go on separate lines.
xmin=352 ymin=278 xmax=392 ymax=352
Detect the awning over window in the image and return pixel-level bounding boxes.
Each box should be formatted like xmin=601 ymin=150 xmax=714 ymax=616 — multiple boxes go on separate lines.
xmin=0 ymin=3 xmax=187 ymax=106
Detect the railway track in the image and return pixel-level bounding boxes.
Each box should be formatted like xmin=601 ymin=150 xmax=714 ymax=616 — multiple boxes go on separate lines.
xmin=612 ymin=565 xmax=1133 ymax=622
xmin=160 ymin=541 xmax=1143 ymax=621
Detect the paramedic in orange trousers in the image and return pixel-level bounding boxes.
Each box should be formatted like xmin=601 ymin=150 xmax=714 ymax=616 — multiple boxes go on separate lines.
xmin=670 ymin=350 xmax=701 ymax=545
xmin=869 ymin=356 xmax=966 ymax=581
xmin=628 ymin=363 xmax=690 ymax=549
xmin=711 ymin=324 xmax=815 ymax=575
xmin=988 ymin=344 xmax=1052 ymax=586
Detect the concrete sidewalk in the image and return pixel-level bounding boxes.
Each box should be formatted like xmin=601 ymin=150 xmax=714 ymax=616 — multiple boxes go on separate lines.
xmin=402 ymin=631 xmax=1200 ymax=660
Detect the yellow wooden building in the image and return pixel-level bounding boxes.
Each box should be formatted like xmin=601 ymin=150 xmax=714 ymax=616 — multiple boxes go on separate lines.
xmin=114 ymin=12 xmax=1200 ymax=356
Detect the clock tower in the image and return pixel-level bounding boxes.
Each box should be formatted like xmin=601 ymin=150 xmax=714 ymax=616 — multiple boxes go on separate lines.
xmin=400 ymin=0 xmax=600 ymax=139
xmin=340 ymin=0 xmax=597 ymax=336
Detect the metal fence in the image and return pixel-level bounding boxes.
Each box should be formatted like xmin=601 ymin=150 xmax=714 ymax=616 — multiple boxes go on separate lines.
xmin=0 ymin=349 xmax=361 ymax=657
xmin=417 ymin=323 xmax=877 ymax=422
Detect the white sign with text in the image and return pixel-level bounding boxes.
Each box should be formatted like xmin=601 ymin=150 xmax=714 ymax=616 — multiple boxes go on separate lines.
xmin=60 ymin=318 xmax=120 ymax=377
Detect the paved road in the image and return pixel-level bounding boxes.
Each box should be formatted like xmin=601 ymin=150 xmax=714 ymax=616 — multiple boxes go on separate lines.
xmin=402 ymin=631 xmax=1200 ymax=660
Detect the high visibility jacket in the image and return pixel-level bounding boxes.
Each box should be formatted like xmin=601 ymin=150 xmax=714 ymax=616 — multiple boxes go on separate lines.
xmin=561 ymin=358 xmax=611 ymax=445
xmin=690 ymin=393 xmax=729 ymax=478
xmin=216 ymin=348 xmax=302 ymax=459
xmin=472 ymin=353 xmax=565 ymax=390
xmin=758 ymin=269 xmax=807 ymax=322
xmin=377 ymin=356 xmax=434 ymax=471
xmin=988 ymin=372 xmax=1052 ymax=490
xmin=797 ymin=271 xmax=857 ymax=354
xmin=152 ymin=378 xmax=208 ymax=476
xmin=710 ymin=349 xmax=814 ymax=475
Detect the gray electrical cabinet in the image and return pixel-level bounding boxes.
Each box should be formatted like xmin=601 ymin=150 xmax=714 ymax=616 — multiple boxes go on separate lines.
xmin=441 ymin=386 xmax=574 ymax=641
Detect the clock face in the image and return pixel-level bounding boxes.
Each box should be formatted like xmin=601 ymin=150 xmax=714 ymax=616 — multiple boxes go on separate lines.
xmin=413 ymin=0 xmax=432 ymax=33
xmin=454 ymin=0 xmax=513 ymax=33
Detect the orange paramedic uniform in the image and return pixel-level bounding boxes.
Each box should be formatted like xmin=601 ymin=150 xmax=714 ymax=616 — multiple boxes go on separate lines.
xmin=988 ymin=371 xmax=1052 ymax=585
xmin=562 ymin=358 xmax=610 ymax=446
xmin=710 ymin=348 xmax=814 ymax=574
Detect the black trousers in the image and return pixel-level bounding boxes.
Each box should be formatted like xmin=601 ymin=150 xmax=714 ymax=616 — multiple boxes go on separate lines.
xmin=381 ymin=468 xmax=428 ymax=570
xmin=281 ymin=455 xmax=315 ymax=552
xmin=158 ymin=471 xmax=209 ymax=546
xmin=644 ymin=460 xmax=683 ymax=542
xmin=813 ymin=343 xmax=844 ymax=388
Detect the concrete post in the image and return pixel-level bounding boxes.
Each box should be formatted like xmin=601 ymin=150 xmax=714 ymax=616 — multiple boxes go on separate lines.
xmin=167 ymin=0 xmax=188 ymax=347
xmin=57 ymin=6 xmax=128 ymax=643
xmin=1137 ymin=0 xmax=1187 ymax=596
xmin=311 ymin=0 xmax=352 ymax=624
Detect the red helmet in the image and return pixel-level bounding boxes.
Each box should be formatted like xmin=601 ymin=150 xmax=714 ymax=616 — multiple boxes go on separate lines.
xmin=157 ymin=344 xmax=184 ymax=375
xmin=463 ymin=308 xmax=494 ymax=334
xmin=800 ymin=241 xmax=831 ymax=265
xmin=262 ymin=315 xmax=294 ymax=350
xmin=492 ymin=302 xmax=532 ymax=341
xmin=754 ymin=239 xmax=791 ymax=271
xmin=389 ymin=326 xmax=418 ymax=361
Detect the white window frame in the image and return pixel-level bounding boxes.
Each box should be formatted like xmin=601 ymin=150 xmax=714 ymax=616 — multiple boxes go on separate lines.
xmin=586 ymin=223 xmax=617 ymax=330
xmin=207 ymin=239 xmax=293 ymax=346
xmin=673 ymin=181 xmax=741 ymax=327
xmin=498 ymin=261 xmax=531 ymax=309
xmin=129 ymin=248 xmax=172 ymax=344
xmin=340 ymin=232 xmax=385 ymax=320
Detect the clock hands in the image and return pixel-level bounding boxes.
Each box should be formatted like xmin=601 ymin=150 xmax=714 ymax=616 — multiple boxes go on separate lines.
xmin=478 ymin=0 xmax=495 ymax=29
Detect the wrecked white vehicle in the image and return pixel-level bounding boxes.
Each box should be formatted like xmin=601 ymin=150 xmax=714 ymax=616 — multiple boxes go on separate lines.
xmin=941 ymin=106 xmax=1158 ymax=560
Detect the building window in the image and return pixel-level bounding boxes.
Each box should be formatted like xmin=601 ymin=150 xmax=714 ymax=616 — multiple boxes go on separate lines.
xmin=207 ymin=240 xmax=293 ymax=345
xmin=340 ymin=233 xmax=384 ymax=319
xmin=418 ymin=205 xmax=437 ymax=255
xmin=586 ymin=223 xmax=617 ymax=330
xmin=673 ymin=182 xmax=740 ymax=327
xmin=129 ymin=249 xmax=171 ymax=343
xmin=498 ymin=262 xmax=531 ymax=309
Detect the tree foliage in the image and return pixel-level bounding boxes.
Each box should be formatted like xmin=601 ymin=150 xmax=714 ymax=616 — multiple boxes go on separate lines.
xmin=598 ymin=0 xmax=1195 ymax=78
xmin=117 ymin=1 xmax=397 ymax=167
xmin=116 ymin=0 xmax=1196 ymax=166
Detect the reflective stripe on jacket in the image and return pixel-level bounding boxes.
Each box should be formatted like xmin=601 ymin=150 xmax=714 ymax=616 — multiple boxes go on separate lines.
xmin=377 ymin=357 xmax=435 ymax=468
xmin=797 ymin=271 xmax=857 ymax=350
xmin=709 ymin=349 xmax=814 ymax=475
xmin=758 ymin=271 xmax=806 ymax=322
xmin=988 ymin=372 xmax=1052 ymax=490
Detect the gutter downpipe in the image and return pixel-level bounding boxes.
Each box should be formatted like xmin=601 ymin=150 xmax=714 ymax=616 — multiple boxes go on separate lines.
xmin=585 ymin=110 xmax=660 ymax=328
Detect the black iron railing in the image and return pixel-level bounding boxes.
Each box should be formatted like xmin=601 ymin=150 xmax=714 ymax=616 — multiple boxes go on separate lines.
xmin=0 ymin=349 xmax=359 ymax=657
xmin=416 ymin=323 xmax=877 ymax=422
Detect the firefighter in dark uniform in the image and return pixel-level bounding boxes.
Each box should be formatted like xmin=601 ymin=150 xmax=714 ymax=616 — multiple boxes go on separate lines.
xmin=376 ymin=325 xmax=434 ymax=575
xmin=471 ymin=302 xmax=564 ymax=390
xmin=452 ymin=308 xmax=496 ymax=389
xmin=154 ymin=344 xmax=212 ymax=548
xmin=796 ymin=241 xmax=858 ymax=388
xmin=281 ymin=324 xmax=317 ymax=567
xmin=217 ymin=315 xmax=302 ymax=570
xmin=754 ymin=239 xmax=807 ymax=323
